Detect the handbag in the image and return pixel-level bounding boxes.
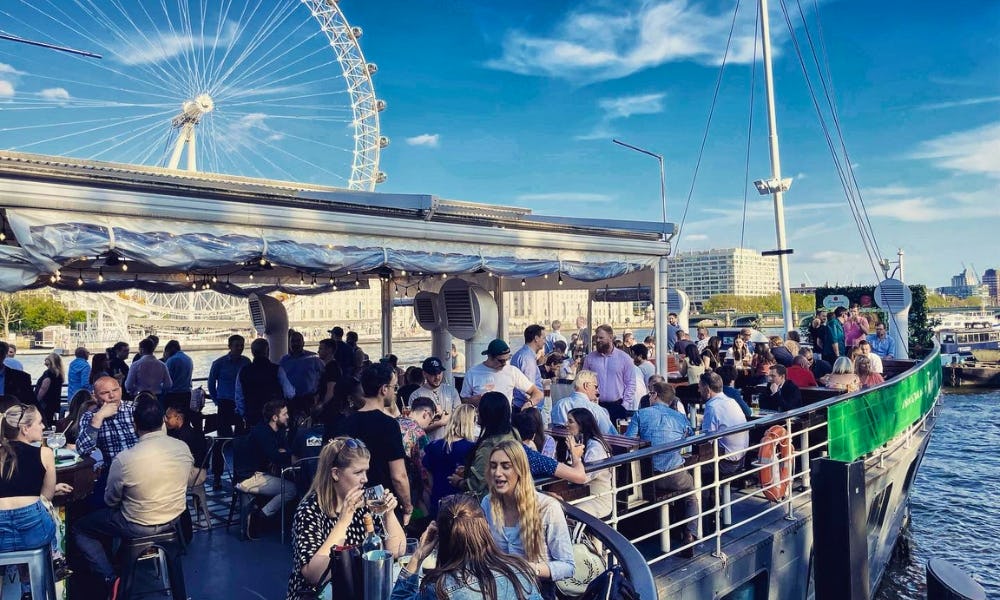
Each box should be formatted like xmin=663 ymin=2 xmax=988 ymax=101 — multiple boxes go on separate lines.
xmin=576 ymin=564 xmax=639 ymax=600
xmin=190 ymin=386 xmax=206 ymax=412
xmin=555 ymin=524 xmax=606 ymax=597
xmin=316 ymin=545 xmax=361 ymax=600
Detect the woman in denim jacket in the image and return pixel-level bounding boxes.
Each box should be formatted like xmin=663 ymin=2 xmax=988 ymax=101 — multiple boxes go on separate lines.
xmin=391 ymin=494 xmax=541 ymax=600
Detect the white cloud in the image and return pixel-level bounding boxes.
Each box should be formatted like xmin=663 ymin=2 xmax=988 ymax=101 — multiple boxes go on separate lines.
xmin=405 ymin=133 xmax=440 ymax=148
xmin=486 ymin=0 xmax=776 ymax=83
xmin=577 ymin=92 xmax=665 ymax=139
xmin=909 ymin=121 xmax=1000 ymax=178
xmin=598 ymin=93 xmax=666 ymax=119
xmin=917 ymin=95 xmax=1000 ymax=111
xmin=40 ymin=88 xmax=70 ymax=102
xmin=0 ymin=64 xmax=24 ymax=76
xmin=515 ymin=192 xmax=614 ymax=204
xmin=685 ymin=233 xmax=708 ymax=241
xmin=114 ymin=21 xmax=238 ymax=66
xmin=0 ymin=81 xmax=13 ymax=98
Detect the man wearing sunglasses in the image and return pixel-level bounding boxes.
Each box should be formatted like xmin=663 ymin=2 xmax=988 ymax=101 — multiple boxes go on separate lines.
xmin=333 ymin=363 xmax=413 ymax=524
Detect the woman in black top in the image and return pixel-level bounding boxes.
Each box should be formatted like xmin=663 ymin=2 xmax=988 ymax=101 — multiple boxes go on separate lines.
xmin=34 ymin=353 xmax=64 ymax=425
xmin=0 ymin=403 xmax=72 ymax=553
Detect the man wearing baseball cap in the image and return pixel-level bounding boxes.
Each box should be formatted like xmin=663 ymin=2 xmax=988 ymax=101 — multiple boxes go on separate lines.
xmin=459 ymin=339 xmax=543 ymax=409
xmin=409 ymin=356 xmax=462 ymax=441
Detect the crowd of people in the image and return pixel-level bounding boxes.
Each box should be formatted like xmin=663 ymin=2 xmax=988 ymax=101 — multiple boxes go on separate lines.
xmin=0 ymin=305 xmax=900 ymax=599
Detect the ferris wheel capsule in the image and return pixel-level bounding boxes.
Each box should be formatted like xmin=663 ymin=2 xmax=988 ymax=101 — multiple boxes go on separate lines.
xmin=375 ymin=171 xmax=387 ymax=184
xmin=351 ymin=26 xmax=363 ymax=38
xmin=366 ymin=62 xmax=378 ymax=75
xmin=375 ymin=99 xmax=387 ymax=112
xmin=379 ymin=136 xmax=390 ymax=148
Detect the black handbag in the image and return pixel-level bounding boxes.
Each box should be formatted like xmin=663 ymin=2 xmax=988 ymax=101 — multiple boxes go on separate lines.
xmin=576 ymin=564 xmax=639 ymax=600
xmin=315 ymin=545 xmax=362 ymax=599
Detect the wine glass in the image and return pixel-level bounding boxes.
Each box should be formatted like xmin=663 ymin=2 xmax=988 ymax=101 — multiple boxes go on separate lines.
xmin=365 ymin=485 xmax=388 ymax=529
xmin=48 ymin=431 xmax=67 ymax=458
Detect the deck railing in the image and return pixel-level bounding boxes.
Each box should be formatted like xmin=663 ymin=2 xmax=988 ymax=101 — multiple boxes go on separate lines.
xmin=537 ymin=345 xmax=941 ymax=569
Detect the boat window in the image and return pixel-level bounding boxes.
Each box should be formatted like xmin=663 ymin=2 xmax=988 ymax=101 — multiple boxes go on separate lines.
xmin=720 ymin=570 xmax=769 ymax=600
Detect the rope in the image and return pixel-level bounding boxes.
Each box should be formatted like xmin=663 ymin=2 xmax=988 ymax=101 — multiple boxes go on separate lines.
xmin=674 ymin=0 xmax=744 ymax=255
xmin=739 ymin=8 xmax=761 ymax=252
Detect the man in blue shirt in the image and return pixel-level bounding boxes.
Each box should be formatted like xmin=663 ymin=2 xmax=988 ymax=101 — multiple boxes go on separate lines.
xmin=67 ymin=346 xmax=92 ymax=400
xmin=207 ymin=335 xmax=250 ymax=485
xmin=511 ymin=325 xmax=545 ymax=418
xmin=625 ymin=380 xmax=699 ymax=553
xmin=867 ymin=323 xmax=896 ymax=359
xmin=279 ymin=330 xmax=324 ymax=423
xmin=163 ymin=340 xmax=195 ymax=417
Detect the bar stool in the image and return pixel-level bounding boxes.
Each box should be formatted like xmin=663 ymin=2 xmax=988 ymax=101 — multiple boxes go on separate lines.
xmin=117 ymin=528 xmax=187 ymax=600
xmin=0 ymin=546 xmax=57 ymax=600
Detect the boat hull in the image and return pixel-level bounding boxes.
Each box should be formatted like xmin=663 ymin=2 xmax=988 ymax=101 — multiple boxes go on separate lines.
xmin=943 ymin=365 xmax=1000 ymax=388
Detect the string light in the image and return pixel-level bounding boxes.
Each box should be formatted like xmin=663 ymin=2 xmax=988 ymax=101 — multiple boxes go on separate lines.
xmin=97 ymin=268 xmax=105 ymax=283
xmin=558 ymin=273 xmax=564 ymax=286
xmin=441 ymin=273 xmax=447 ymax=279
xmin=520 ymin=278 xmax=526 ymax=287
xmin=185 ymin=273 xmax=191 ymax=282
xmin=211 ymin=273 xmax=218 ymax=283
xmin=248 ymin=272 xmax=254 ymax=281
xmin=120 ymin=260 xmax=128 ymax=272
xmin=299 ymin=273 xmax=305 ymax=285
xmin=77 ymin=271 xmax=84 ymax=286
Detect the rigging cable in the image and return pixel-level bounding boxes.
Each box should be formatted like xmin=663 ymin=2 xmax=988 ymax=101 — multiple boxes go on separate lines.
xmin=674 ymin=0 xmax=744 ymax=255
xmin=777 ymin=0 xmax=908 ymax=335
xmin=740 ymin=7 xmax=762 ymax=252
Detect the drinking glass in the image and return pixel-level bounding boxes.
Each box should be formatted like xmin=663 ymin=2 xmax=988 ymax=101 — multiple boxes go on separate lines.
xmin=48 ymin=432 xmax=67 ymax=452
xmin=365 ymin=485 xmax=388 ymax=529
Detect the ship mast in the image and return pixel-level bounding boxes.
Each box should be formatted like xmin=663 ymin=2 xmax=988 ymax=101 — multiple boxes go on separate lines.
xmin=758 ymin=0 xmax=795 ymax=334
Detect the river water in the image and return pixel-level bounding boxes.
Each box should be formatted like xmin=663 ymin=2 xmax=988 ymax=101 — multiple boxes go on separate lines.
xmin=14 ymin=350 xmax=998 ymax=597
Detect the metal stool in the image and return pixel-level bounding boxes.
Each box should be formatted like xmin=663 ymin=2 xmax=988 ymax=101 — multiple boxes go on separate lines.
xmin=117 ymin=528 xmax=187 ymax=600
xmin=0 ymin=546 xmax=57 ymax=600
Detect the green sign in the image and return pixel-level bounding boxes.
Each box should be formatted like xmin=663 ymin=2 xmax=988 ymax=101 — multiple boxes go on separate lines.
xmin=827 ymin=351 xmax=941 ymax=462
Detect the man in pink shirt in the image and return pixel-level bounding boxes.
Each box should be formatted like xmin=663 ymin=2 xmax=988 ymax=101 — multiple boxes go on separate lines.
xmin=843 ymin=304 xmax=869 ymax=351
xmin=583 ymin=324 xmax=635 ymax=420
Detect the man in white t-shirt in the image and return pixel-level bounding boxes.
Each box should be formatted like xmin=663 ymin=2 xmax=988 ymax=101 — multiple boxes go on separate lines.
xmin=460 ymin=339 xmax=543 ymax=408
xmin=410 ymin=356 xmax=462 ymax=441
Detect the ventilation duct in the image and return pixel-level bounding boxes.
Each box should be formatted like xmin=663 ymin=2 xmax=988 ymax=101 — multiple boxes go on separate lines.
xmin=439 ymin=278 xmax=498 ymax=365
xmin=874 ymin=279 xmax=912 ymax=359
xmin=667 ymin=288 xmax=691 ymax=334
xmin=413 ymin=291 xmax=453 ymax=382
xmin=248 ymin=293 xmax=288 ymax=362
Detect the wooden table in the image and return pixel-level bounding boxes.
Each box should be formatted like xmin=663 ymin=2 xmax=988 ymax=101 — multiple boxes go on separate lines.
xmin=54 ymin=453 xmax=97 ymax=507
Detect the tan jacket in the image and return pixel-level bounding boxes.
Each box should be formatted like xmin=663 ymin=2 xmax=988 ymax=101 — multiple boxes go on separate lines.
xmin=105 ymin=428 xmax=192 ymax=526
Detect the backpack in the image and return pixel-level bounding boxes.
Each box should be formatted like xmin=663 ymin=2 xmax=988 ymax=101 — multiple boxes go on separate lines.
xmin=574 ymin=564 xmax=639 ymax=600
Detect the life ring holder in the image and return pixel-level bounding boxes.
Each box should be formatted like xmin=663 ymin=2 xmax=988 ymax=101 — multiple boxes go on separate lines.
xmin=755 ymin=425 xmax=793 ymax=502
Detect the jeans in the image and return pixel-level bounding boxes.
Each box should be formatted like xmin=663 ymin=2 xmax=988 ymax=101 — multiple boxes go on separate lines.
xmin=72 ymin=508 xmax=177 ymax=580
xmin=236 ymin=473 xmax=297 ymax=517
xmin=0 ymin=501 xmax=56 ymax=552
xmin=655 ymin=470 xmax=700 ymax=537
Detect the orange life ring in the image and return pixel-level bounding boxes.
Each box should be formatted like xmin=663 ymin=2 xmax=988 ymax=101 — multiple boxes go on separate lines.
xmin=758 ymin=425 xmax=793 ymax=502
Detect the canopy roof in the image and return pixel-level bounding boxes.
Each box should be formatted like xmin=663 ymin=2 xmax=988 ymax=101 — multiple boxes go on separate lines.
xmin=0 ymin=151 xmax=674 ymax=295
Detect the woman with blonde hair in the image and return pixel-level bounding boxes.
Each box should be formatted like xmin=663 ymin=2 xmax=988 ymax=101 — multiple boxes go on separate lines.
xmin=286 ymin=436 xmax=406 ymax=600
xmin=392 ymin=494 xmax=542 ymax=599
xmin=0 ymin=404 xmax=72 ymax=552
xmin=422 ymin=403 xmax=478 ymax=518
xmin=34 ymin=353 xmax=64 ymax=425
xmin=820 ymin=356 xmax=862 ymax=392
xmin=855 ymin=356 xmax=884 ymax=389
xmin=482 ymin=440 xmax=574 ymax=599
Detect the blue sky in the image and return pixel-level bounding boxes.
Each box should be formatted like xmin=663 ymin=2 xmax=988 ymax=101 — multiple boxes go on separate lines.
xmin=0 ymin=0 xmax=997 ymax=288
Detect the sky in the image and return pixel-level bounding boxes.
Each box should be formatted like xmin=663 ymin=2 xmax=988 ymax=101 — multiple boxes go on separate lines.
xmin=0 ymin=0 xmax=997 ymax=289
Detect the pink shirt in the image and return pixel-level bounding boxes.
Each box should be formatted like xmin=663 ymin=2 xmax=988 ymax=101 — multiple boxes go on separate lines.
xmin=843 ymin=315 xmax=869 ymax=347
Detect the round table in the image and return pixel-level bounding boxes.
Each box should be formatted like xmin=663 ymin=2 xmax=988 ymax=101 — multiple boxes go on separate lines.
xmin=54 ymin=454 xmax=97 ymax=507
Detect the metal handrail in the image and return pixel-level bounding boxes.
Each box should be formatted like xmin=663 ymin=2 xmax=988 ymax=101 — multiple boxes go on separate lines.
xmin=559 ymin=501 xmax=659 ymax=599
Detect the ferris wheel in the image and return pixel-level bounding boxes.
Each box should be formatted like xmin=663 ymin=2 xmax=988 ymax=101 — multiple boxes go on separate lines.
xmin=0 ymin=0 xmax=387 ymax=190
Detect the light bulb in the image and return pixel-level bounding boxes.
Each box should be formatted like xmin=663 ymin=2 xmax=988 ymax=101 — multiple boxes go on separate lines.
xmin=520 ymin=278 xmax=526 ymax=287
xmin=248 ymin=272 xmax=254 ymax=281
xmin=121 ymin=262 xmax=128 ymax=272
xmin=98 ymin=269 xmax=105 ymax=283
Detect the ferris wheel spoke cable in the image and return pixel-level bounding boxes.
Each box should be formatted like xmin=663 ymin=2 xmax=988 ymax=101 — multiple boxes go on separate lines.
xmin=207 ymin=0 xmax=298 ymax=95
xmin=211 ymin=12 xmax=317 ymax=98
xmin=75 ymin=117 xmax=170 ymax=159
xmin=215 ymin=41 xmax=329 ymax=102
xmin=15 ymin=109 xmax=175 ymax=151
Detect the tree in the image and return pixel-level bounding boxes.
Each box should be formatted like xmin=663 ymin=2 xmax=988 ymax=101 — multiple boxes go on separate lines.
xmin=16 ymin=295 xmax=70 ymax=331
xmin=701 ymin=293 xmax=814 ymax=314
xmin=0 ymin=293 xmax=21 ymax=338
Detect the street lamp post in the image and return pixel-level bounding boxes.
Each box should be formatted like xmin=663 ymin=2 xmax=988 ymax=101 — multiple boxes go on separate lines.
xmin=613 ymin=138 xmax=669 ymax=374
xmin=612 ymin=139 xmax=666 ymax=233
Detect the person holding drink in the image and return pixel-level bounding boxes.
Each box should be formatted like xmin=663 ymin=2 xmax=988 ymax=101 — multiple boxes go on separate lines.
xmin=391 ymin=494 xmax=542 ymax=599
xmin=286 ymin=436 xmax=406 ymax=600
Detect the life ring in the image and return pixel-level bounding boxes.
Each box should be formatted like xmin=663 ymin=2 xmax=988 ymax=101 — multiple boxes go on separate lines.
xmin=758 ymin=425 xmax=793 ymax=502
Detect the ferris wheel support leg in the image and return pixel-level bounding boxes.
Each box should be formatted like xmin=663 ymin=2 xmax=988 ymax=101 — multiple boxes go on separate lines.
xmin=168 ymin=123 xmax=195 ymax=171
xmin=187 ymin=128 xmax=197 ymax=171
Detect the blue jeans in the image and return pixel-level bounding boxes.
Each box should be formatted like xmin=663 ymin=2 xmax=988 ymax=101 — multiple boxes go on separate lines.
xmin=0 ymin=501 xmax=56 ymax=552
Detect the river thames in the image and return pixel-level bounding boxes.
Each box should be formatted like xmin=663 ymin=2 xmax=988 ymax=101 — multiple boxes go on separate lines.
xmin=15 ymin=350 xmax=997 ymax=598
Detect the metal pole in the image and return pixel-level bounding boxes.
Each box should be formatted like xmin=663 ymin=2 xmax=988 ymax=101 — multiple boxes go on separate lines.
xmin=381 ymin=278 xmax=392 ymax=357
xmin=759 ymin=0 xmax=794 ymax=334
xmin=612 ymin=139 xmax=667 ymax=235
xmin=655 ymin=256 xmax=669 ymax=374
